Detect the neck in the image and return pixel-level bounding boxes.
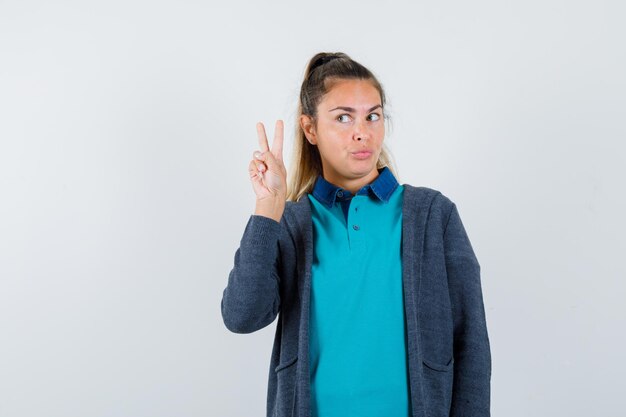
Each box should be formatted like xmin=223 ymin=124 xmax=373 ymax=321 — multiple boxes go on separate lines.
xmin=324 ymin=168 xmax=380 ymax=195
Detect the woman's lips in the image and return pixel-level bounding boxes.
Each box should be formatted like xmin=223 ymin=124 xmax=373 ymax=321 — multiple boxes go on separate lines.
xmin=351 ymin=151 xmax=372 ymax=160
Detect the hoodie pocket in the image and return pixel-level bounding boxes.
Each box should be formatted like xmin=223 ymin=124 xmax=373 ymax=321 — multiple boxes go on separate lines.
xmin=275 ymin=355 xmax=298 ymax=373
xmin=421 ymin=357 xmax=454 ymax=417
xmin=423 ymin=356 xmax=454 ymax=372
xmin=274 ymin=356 xmax=298 ymax=417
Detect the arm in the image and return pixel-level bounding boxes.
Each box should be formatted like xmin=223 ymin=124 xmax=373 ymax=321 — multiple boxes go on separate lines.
xmin=222 ymin=119 xmax=287 ymax=333
xmin=444 ymin=203 xmax=492 ymax=416
xmin=221 ymin=214 xmax=282 ymax=334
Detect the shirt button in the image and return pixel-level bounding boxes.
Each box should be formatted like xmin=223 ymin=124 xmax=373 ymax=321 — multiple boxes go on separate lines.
xmin=337 ymin=191 xmax=344 ymax=198
xmin=353 ymin=224 xmax=360 ymax=231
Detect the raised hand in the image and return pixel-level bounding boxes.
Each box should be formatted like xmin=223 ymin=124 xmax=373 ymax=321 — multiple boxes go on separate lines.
xmin=249 ymin=120 xmax=287 ymax=221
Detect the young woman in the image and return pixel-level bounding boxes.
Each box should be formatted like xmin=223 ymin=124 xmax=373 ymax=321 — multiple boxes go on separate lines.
xmin=221 ymin=52 xmax=491 ymax=417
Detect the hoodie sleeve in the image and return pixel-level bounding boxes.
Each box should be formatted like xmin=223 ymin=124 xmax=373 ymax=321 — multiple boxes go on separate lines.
xmin=221 ymin=214 xmax=282 ymax=334
xmin=444 ymin=203 xmax=492 ymax=416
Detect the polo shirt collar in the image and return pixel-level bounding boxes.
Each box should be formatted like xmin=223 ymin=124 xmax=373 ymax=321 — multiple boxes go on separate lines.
xmin=311 ymin=166 xmax=399 ymax=208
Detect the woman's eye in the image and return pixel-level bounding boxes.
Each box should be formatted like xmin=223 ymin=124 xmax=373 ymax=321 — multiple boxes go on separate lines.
xmin=337 ymin=113 xmax=381 ymax=122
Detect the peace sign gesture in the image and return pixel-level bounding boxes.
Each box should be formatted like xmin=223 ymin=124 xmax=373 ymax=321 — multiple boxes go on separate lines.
xmin=249 ymin=120 xmax=287 ymax=221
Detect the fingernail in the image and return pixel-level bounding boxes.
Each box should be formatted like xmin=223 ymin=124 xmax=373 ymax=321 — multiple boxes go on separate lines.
xmin=254 ymin=151 xmax=262 ymax=159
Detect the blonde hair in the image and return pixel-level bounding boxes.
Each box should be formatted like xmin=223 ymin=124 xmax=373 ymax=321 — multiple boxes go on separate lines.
xmin=286 ymin=52 xmax=398 ymax=202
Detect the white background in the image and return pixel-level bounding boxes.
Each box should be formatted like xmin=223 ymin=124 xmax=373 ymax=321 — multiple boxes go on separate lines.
xmin=1 ymin=1 xmax=624 ymax=416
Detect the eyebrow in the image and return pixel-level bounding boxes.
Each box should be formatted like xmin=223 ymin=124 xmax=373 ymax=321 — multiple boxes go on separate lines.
xmin=328 ymin=104 xmax=383 ymax=113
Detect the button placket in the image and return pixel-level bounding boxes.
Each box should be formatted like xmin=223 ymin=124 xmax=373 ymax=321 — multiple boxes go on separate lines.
xmin=347 ymin=196 xmax=365 ymax=252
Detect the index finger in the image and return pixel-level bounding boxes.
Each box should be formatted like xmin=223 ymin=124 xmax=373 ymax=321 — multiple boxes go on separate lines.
xmin=256 ymin=122 xmax=270 ymax=153
xmin=272 ymin=120 xmax=284 ymax=161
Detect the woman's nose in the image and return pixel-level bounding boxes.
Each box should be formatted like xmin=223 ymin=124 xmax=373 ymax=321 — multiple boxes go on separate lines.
xmin=353 ymin=119 xmax=369 ymax=141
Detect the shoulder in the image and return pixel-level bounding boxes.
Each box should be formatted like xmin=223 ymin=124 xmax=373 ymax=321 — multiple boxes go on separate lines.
xmin=284 ymin=196 xmax=310 ymax=214
xmin=279 ymin=196 xmax=312 ymax=232
xmin=401 ymin=184 xmax=460 ymax=232
xmin=402 ymin=183 xmax=455 ymax=212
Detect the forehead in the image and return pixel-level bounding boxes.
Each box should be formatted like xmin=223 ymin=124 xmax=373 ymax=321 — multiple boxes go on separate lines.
xmin=320 ymin=79 xmax=381 ymax=108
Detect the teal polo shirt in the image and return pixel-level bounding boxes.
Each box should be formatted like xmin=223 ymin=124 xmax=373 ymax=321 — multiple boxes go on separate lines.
xmin=307 ymin=167 xmax=410 ymax=417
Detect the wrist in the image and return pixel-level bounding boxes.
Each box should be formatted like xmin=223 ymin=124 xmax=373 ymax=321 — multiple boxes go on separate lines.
xmin=254 ymin=198 xmax=285 ymax=223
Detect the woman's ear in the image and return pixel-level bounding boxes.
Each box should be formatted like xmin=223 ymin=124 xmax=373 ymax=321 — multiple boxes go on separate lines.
xmin=299 ymin=115 xmax=317 ymax=145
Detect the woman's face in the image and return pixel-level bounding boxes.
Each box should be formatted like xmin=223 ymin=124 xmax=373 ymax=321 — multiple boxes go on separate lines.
xmin=300 ymin=78 xmax=385 ymax=189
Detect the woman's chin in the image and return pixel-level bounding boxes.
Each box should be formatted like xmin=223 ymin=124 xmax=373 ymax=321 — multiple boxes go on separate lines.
xmin=347 ymin=163 xmax=378 ymax=179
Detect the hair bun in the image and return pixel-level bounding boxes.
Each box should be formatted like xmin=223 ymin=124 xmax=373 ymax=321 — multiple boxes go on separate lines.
xmin=310 ymin=53 xmax=342 ymax=73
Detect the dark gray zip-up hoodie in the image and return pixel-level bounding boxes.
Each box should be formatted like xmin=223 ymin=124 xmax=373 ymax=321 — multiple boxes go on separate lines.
xmin=221 ymin=185 xmax=491 ymax=417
